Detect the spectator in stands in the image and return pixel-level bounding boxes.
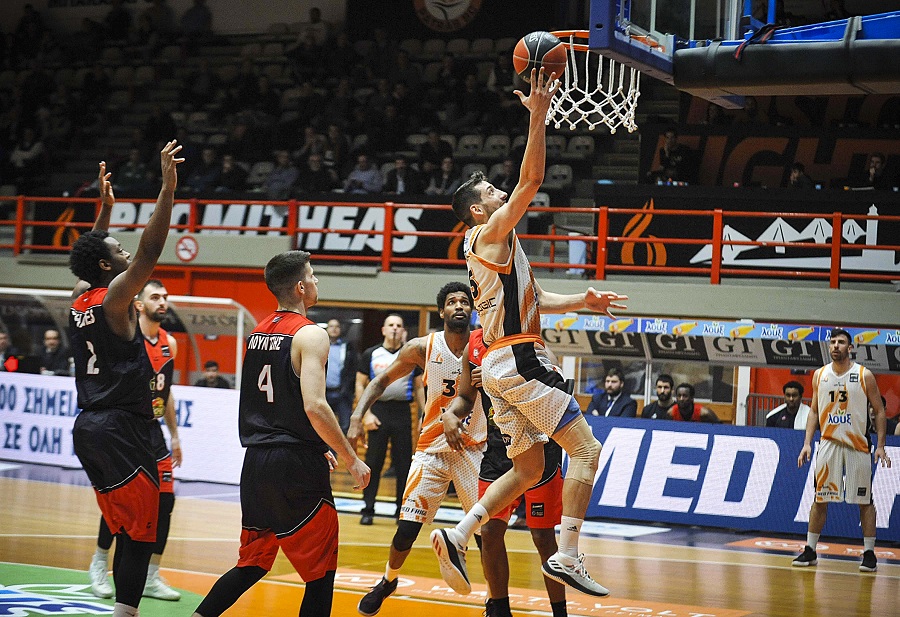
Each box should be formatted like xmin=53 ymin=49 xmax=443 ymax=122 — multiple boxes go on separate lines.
xmin=213 ymin=154 xmax=248 ymax=194
xmin=367 ymin=27 xmax=396 ymax=79
xmin=8 ymin=126 xmax=45 ymax=190
xmin=418 ymin=129 xmax=453 ymax=168
xmin=444 ymin=74 xmax=492 ymax=133
xmin=323 ymin=122 xmax=351 ymax=175
xmin=383 ymin=155 xmax=424 ymax=196
xmin=286 ymin=31 xmax=324 ymax=83
xmin=114 ymin=148 xmax=152 ymax=196
xmin=324 ymin=78 xmax=354 ymax=128
xmin=39 ymin=328 xmax=70 ymax=376
xmin=490 ymin=157 xmax=519 ymax=194
xmin=343 ymin=153 xmax=383 ymax=194
xmin=766 ymin=380 xmax=811 ymax=429
xmin=853 ymin=153 xmax=893 ymax=190
xmin=295 ymin=153 xmax=338 ymax=194
xmin=143 ymin=105 xmax=177 ymax=149
xmin=0 ymin=330 xmax=19 ymax=372
xmin=103 ymin=0 xmax=132 ymax=42
xmin=370 ymin=104 xmax=407 ymax=153
xmin=703 ymin=103 xmax=731 ymax=126
xmin=15 ymin=4 xmax=46 ymax=42
xmin=326 ymin=32 xmax=363 ymax=84
xmin=486 ymin=51 xmax=517 ymax=94
xmin=293 ymin=125 xmax=326 ymax=162
xmin=585 ymin=367 xmax=637 ymax=417
xmin=389 ymin=49 xmax=422 ymax=90
xmin=142 ymin=0 xmax=175 ymax=38
xmin=263 ymin=150 xmax=299 ymax=200
xmin=224 ymin=120 xmax=265 ymax=163
xmin=130 ymin=12 xmax=163 ymax=64
xmin=647 ymin=127 xmax=693 ymax=183
xmin=194 ymin=360 xmax=230 ymax=388
xmin=424 ymin=156 xmax=461 ymax=195
xmin=228 ymin=59 xmax=260 ymax=112
xmin=642 ymin=374 xmax=676 ymax=419
xmin=19 ymin=60 xmax=54 ymax=122
xmin=182 ymin=146 xmax=219 ymax=195
xmin=788 ymin=162 xmax=815 ymax=188
xmin=299 ymin=6 xmax=331 ymax=46
xmin=182 ymin=59 xmax=220 ymax=110
xmin=249 ymin=75 xmax=281 ymax=124
xmin=179 ymin=0 xmax=212 ymax=38
xmin=81 ymin=65 xmax=110 ymax=108
xmin=669 ymin=383 xmax=719 ymax=422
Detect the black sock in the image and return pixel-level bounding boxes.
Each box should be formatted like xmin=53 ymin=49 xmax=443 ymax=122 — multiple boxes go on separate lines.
xmin=551 ymin=599 xmax=568 ymax=617
xmin=194 ymin=565 xmax=267 ymax=617
xmin=492 ymin=597 xmax=512 ymax=617
xmin=299 ymin=571 xmax=335 ymax=617
xmin=97 ymin=517 xmax=114 ymax=551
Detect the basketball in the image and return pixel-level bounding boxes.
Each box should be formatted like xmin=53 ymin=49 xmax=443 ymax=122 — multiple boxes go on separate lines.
xmin=512 ymin=31 xmax=567 ymax=81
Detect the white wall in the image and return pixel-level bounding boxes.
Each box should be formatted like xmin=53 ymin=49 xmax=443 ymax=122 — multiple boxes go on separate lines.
xmin=0 ymin=0 xmax=347 ymax=36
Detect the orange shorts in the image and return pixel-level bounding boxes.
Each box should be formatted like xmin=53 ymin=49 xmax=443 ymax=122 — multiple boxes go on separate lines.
xmin=478 ymin=466 xmax=563 ymax=529
xmin=236 ymin=502 xmax=338 ymax=581
xmin=95 ymin=471 xmax=160 ymax=543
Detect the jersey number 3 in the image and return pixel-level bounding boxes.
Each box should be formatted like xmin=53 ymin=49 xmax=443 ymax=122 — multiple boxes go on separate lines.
xmin=258 ymin=364 xmax=274 ymax=402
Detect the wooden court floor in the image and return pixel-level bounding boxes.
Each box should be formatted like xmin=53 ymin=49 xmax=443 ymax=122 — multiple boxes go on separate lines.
xmin=1 ymin=474 xmax=898 ymax=617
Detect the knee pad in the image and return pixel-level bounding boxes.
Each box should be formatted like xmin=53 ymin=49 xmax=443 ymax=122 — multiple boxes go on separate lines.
xmin=554 ymin=417 xmax=601 ymax=486
xmin=392 ymin=520 xmax=423 ymax=553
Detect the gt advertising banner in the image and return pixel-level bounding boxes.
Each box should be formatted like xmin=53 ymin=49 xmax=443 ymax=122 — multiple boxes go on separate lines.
xmin=581 ymin=416 xmax=900 ymax=541
xmin=0 ymin=373 xmax=243 ymax=485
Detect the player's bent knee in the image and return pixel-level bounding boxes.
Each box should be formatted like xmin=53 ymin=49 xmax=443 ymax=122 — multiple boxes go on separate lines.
xmin=554 ymin=417 xmax=601 ymax=486
xmin=392 ymin=520 xmax=423 ymax=553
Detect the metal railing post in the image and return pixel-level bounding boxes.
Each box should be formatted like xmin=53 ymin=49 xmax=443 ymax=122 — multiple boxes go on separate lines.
xmin=594 ymin=206 xmax=608 ymax=280
xmin=382 ymin=203 xmax=394 ymax=272
xmin=711 ymin=209 xmax=723 ymax=284
xmin=830 ymin=211 xmax=842 ymax=289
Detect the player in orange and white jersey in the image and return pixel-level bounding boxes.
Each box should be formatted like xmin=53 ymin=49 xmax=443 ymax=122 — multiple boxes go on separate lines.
xmin=349 ymin=282 xmax=486 ymax=617
xmin=794 ymin=328 xmax=891 ymax=573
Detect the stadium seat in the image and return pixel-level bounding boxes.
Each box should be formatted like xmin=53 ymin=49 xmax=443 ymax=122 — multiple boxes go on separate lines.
xmin=446 ymin=38 xmax=470 ymax=56
xmin=462 ymin=162 xmax=487 ymax=178
xmin=455 ymin=134 xmax=484 ymax=158
xmin=530 ymin=191 xmax=551 ymax=207
xmin=471 ymin=38 xmax=494 ymax=57
xmin=563 ymin=135 xmax=595 ymax=160
xmin=422 ymin=38 xmax=446 ymax=60
xmin=494 ymin=37 xmax=517 ymax=55
xmin=400 ymin=38 xmax=423 ymax=58
xmin=546 ymin=135 xmax=567 ymax=159
xmin=482 ymin=134 xmax=510 ymax=159
xmin=541 ymin=164 xmax=574 ymax=190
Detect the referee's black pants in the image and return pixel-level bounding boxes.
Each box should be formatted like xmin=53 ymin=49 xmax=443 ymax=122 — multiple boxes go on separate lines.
xmin=361 ymin=400 xmax=413 ymax=517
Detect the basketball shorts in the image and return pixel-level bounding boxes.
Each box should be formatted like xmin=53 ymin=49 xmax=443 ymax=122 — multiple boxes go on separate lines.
xmin=73 ymin=409 xmax=160 ymax=543
xmin=814 ymin=439 xmax=873 ymax=504
xmin=148 ymin=420 xmax=174 ymax=494
xmin=237 ymin=445 xmax=338 ymax=581
xmin=479 ymin=465 xmax=563 ymax=529
xmin=481 ymin=341 xmax=575 ymax=459
xmin=399 ymin=448 xmax=483 ymax=524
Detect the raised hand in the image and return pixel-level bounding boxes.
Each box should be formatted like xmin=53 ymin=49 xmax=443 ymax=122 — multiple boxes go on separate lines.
xmin=513 ymin=67 xmax=561 ymax=115
xmin=160 ymin=140 xmax=185 ymax=190
xmin=98 ymin=161 xmax=115 ymax=208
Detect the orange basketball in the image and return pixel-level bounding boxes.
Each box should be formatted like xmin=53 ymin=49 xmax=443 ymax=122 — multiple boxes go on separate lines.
xmin=512 ymin=31 xmax=567 ymax=81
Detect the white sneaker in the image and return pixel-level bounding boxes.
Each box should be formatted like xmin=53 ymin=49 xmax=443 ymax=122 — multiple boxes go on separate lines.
xmin=143 ymin=571 xmax=181 ymax=601
xmin=541 ymin=552 xmax=610 ymax=597
xmin=430 ymin=528 xmax=471 ymax=595
xmin=88 ymin=555 xmax=113 ymax=599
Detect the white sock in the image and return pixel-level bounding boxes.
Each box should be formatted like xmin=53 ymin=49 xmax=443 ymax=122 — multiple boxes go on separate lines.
xmin=147 ymin=563 xmax=159 ymax=578
xmin=93 ymin=547 xmax=109 ymax=563
xmin=113 ymin=603 xmax=138 ymax=617
xmin=454 ymin=503 xmax=488 ymax=545
xmin=863 ymin=537 xmax=875 ymax=552
xmin=558 ymin=516 xmax=583 ymax=558
xmin=807 ymin=532 xmax=820 ymax=551
xmin=385 ymin=563 xmax=400 ymax=582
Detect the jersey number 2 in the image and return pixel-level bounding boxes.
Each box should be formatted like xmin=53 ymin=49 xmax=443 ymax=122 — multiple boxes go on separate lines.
xmin=258 ymin=364 xmax=274 ymax=402
xmin=85 ymin=341 xmax=100 ymax=375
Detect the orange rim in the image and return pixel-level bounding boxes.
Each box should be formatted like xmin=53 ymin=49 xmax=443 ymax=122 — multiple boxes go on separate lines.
xmin=550 ymin=30 xmax=591 ymax=52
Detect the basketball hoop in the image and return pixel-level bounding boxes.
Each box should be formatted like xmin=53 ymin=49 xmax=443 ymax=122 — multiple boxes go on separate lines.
xmin=548 ymin=30 xmax=641 ymax=134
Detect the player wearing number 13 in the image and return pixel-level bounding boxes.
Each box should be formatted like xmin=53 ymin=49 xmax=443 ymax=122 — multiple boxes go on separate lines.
xmin=193 ymin=251 xmax=369 ymax=617
xmin=794 ymin=328 xmax=891 ymax=573
xmin=69 ymin=141 xmax=184 ymax=617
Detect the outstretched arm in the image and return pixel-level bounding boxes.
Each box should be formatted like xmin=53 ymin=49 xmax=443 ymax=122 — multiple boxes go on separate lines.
xmin=478 ymin=69 xmax=560 ymax=245
xmin=104 ymin=141 xmax=183 ymax=333
xmin=72 ymin=162 xmax=117 ymax=299
xmin=798 ymin=369 xmax=821 ymax=467
xmin=535 ymin=280 xmax=628 ymax=319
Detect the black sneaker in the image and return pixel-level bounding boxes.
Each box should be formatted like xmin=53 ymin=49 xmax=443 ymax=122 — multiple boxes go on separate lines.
xmin=791 ymin=545 xmax=818 ymax=567
xmin=483 ymin=598 xmax=513 ymax=617
xmin=358 ymin=576 xmax=398 ymax=616
xmin=859 ymin=550 xmax=877 ymax=572
xmin=360 ymin=513 xmax=374 ymax=525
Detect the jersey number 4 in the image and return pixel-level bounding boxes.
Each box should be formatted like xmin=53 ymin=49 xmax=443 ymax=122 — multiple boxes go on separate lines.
xmin=258 ymin=364 xmax=274 ymax=402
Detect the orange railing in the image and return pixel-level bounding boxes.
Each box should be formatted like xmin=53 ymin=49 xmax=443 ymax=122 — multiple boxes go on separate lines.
xmin=1 ymin=196 xmax=898 ymax=288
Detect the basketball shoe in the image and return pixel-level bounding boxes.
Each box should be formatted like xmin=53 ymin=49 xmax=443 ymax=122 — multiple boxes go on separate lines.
xmin=430 ymin=528 xmax=470 ymax=594
xmin=541 ymin=552 xmax=610 ymax=597
xmin=792 ymin=546 xmax=818 ymax=567
xmin=88 ymin=554 xmax=113 ymax=599
xmin=143 ymin=568 xmax=181 ymax=601
xmin=859 ymin=550 xmax=877 ymax=572
xmin=358 ymin=576 xmax=398 ymax=616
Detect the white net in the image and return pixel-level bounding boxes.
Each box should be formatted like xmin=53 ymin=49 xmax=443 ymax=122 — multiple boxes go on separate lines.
xmin=546 ymin=32 xmax=641 ymax=134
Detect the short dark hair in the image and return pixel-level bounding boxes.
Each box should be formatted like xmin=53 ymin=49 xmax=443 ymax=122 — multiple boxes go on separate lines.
xmin=656 ymin=374 xmax=674 ymax=387
xmin=605 ymin=367 xmax=624 ymax=381
xmin=451 ymin=171 xmax=485 ymax=227
xmin=436 ymin=281 xmax=472 ymax=311
xmin=829 ymin=328 xmax=852 ymax=344
xmin=204 ymin=360 xmax=219 ymax=370
xmin=139 ymin=278 xmax=165 ymax=300
xmin=783 ymin=380 xmax=804 ymax=397
xmin=264 ymin=250 xmax=312 ymax=303
xmin=791 ymin=162 xmax=805 ymax=173
xmin=676 ymin=382 xmax=695 ymax=398
xmin=70 ymin=230 xmax=112 ymax=286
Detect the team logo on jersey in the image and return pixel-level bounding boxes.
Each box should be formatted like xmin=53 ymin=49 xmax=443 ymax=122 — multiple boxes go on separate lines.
xmin=433 ymin=352 xmax=443 ymax=364
xmin=273 ymin=316 xmax=283 ymax=323
xmin=849 ymin=373 xmax=859 ymax=382
xmin=161 ymin=345 xmax=171 ymax=357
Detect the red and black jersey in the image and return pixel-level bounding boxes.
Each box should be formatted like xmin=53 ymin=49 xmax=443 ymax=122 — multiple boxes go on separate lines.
xmin=239 ymin=311 xmax=327 ymax=452
xmin=144 ymin=328 xmax=174 ymax=419
xmin=70 ymin=288 xmax=153 ymax=416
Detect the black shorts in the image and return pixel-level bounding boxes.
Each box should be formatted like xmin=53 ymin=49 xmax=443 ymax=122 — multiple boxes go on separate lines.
xmin=479 ymin=429 xmax=563 ymax=485
xmin=148 ymin=419 xmax=169 ymax=462
xmin=240 ymin=445 xmax=333 ymax=535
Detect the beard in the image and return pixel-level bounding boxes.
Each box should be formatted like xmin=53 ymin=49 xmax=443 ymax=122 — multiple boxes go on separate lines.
xmin=147 ymin=310 xmax=166 ymax=323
